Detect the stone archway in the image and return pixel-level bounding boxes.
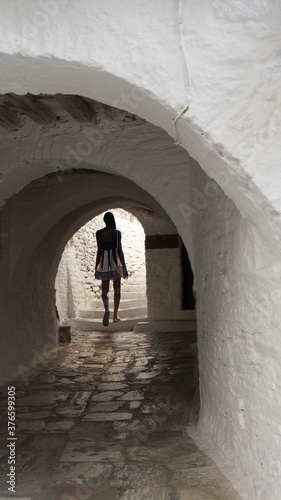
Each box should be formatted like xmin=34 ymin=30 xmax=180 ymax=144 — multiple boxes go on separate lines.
xmin=0 ymin=91 xmax=280 ymax=498
xmin=0 ymin=92 xmax=280 ymax=499
xmin=55 ymin=202 xmax=196 ymax=333
xmin=0 ymin=166 xmax=197 ymax=375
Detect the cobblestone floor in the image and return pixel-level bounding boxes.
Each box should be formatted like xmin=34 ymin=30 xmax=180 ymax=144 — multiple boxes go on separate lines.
xmin=0 ymin=330 xmax=240 ymax=500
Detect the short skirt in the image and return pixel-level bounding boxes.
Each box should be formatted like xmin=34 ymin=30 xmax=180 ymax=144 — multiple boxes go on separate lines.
xmin=95 ymin=269 xmax=119 ymax=281
xmin=95 ymin=248 xmax=121 ymax=281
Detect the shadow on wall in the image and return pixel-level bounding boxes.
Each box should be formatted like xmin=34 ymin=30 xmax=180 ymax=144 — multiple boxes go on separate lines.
xmin=55 ymin=208 xmax=147 ymax=322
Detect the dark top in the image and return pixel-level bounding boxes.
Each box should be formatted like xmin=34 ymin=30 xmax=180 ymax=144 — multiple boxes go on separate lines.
xmin=97 ymin=228 xmax=119 ymax=268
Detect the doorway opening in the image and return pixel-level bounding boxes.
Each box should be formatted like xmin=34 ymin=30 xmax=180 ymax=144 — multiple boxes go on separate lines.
xmin=180 ymin=238 xmax=195 ymax=310
xmin=55 ymin=208 xmax=147 ymax=329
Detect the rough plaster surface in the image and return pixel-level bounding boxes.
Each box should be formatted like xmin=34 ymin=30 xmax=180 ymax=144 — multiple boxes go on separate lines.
xmin=55 ymin=243 xmax=88 ymax=320
xmin=146 ymin=248 xmax=182 ymax=321
xmin=0 ymin=2 xmax=280 ymax=499
xmin=190 ymin=163 xmax=281 ymax=499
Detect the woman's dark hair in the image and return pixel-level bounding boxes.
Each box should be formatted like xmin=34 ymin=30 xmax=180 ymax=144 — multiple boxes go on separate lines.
xmin=103 ymin=212 xmax=116 ymax=229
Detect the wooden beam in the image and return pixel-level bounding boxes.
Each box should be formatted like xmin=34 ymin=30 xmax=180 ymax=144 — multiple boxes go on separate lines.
xmin=0 ymin=105 xmax=20 ymax=131
xmin=5 ymin=93 xmax=57 ymax=125
xmin=145 ymin=234 xmax=180 ymax=250
xmin=55 ymin=94 xmax=96 ymax=123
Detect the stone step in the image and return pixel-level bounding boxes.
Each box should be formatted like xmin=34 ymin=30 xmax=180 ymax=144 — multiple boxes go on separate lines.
xmin=119 ymin=284 xmax=147 ymax=293
xmin=126 ymin=277 xmax=146 ymax=285
xmin=90 ymin=297 xmax=147 ymax=310
xmin=64 ymin=317 xmax=196 ymax=333
xmin=66 ymin=316 xmax=147 ymax=332
xmin=92 ymin=291 xmax=146 ymax=301
xmin=134 ymin=320 xmax=197 ymax=333
xmin=110 ymin=289 xmax=146 ymax=297
xmin=78 ymin=306 xmax=147 ymax=320
xmin=92 ymin=290 xmax=147 ymax=307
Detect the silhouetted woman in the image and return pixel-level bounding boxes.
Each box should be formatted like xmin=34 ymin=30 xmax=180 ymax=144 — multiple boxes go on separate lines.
xmin=95 ymin=212 xmax=128 ymax=326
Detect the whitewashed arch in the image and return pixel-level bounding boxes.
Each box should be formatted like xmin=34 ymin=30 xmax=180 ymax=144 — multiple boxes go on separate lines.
xmin=0 ymin=0 xmax=280 ymax=249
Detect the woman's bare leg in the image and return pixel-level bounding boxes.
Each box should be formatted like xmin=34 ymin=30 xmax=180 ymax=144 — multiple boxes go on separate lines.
xmin=101 ymin=280 xmax=110 ymax=311
xmin=113 ymin=277 xmax=121 ymax=320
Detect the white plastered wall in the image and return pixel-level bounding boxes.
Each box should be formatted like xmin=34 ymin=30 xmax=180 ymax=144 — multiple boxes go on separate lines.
xmin=55 ymin=242 xmax=89 ymax=320
xmin=0 ymin=1 xmax=281 ymax=499
xmin=146 ymin=247 xmax=182 ymax=321
xmin=188 ymin=160 xmax=281 ymax=499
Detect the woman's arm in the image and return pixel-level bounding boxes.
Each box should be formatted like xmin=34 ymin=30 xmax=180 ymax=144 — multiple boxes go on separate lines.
xmin=95 ymin=231 xmax=102 ymax=271
xmin=117 ymin=231 xmax=128 ymax=278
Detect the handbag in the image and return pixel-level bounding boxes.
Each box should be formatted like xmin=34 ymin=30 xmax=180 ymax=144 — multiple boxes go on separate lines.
xmin=116 ymin=232 xmax=126 ymax=278
xmin=117 ymin=265 xmax=124 ymax=277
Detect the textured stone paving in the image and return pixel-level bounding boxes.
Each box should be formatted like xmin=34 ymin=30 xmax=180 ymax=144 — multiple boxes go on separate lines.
xmin=0 ymin=330 xmax=240 ymax=499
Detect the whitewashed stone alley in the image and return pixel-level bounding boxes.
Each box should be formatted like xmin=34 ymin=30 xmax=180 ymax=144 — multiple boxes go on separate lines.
xmin=1 ymin=2 xmax=281 ymax=498
xmin=0 ymin=330 xmax=240 ymax=499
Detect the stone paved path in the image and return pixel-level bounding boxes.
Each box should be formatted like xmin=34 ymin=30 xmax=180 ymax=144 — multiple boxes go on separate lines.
xmin=0 ymin=330 xmax=240 ymax=499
